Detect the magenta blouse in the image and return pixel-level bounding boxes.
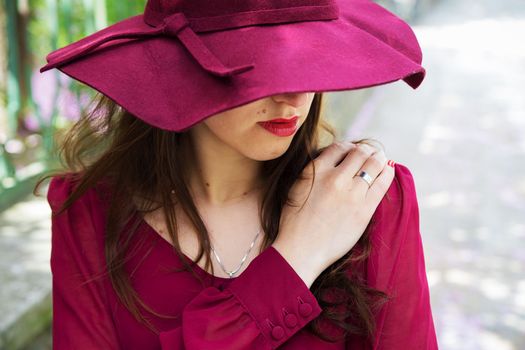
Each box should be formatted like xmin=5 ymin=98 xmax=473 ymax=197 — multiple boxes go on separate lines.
xmin=46 ymin=163 xmax=438 ymax=349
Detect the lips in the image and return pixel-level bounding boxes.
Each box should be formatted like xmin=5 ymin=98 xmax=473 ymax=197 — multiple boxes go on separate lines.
xmin=257 ymin=116 xmax=299 ymax=137
xmin=264 ymin=116 xmax=299 ymax=124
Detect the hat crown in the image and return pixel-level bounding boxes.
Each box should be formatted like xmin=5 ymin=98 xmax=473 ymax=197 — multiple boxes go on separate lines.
xmin=144 ymin=0 xmax=340 ymax=31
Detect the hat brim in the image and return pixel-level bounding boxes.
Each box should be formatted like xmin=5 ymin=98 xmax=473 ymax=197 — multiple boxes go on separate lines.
xmin=41 ymin=0 xmax=425 ymax=132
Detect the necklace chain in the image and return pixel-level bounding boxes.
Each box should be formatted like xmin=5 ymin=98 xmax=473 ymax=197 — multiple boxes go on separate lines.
xmin=170 ymin=189 xmax=261 ymax=279
xmin=210 ymin=228 xmax=262 ymax=278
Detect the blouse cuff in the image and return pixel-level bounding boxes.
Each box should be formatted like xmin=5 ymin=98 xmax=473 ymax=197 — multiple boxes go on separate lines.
xmin=226 ymin=245 xmax=323 ymax=348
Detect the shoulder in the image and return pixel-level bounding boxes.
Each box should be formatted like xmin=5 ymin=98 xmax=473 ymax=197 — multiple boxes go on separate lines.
xmin=47 ymin=174 xmax=79 ymax=213
xmin=375 ymin=162 xmax=418 ymax=218
xmin=368 ymin=162 xmax=420 ymax=255
xmin=389 ymin=162 xmax=416 ymax=199
xmin=47 ymin=175 xmax=115 ymax=302
xmin=47 ymin=173 xmax=111 ymax=215
xmin=46 ymin=174 xmax=112 ymax=252
xmin=359 ymin=163 xmax=422 ymax=287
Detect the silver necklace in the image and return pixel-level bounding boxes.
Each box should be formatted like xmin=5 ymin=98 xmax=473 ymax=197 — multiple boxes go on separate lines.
xmin=170 ymin=189 xmax=262 ymax=278
xmin=210 ymin=228 xmax=262 ymax=278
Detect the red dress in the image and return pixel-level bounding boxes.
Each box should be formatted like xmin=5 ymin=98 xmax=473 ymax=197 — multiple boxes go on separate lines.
xmin=47 ymin=163 xmax=438 ymax=349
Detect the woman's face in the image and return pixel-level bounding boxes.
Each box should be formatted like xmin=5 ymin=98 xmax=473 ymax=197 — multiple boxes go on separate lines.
xmin=190 ymin=92 xmax=316 ymax=161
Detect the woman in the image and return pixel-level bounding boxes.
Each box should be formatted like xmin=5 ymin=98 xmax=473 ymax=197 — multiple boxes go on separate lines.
xmin=37 ymin=0 xmax=438 ymax=349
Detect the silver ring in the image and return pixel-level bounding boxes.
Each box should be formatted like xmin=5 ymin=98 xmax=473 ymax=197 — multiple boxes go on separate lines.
xmin=355 ymin=170 xmax=373 ymax=187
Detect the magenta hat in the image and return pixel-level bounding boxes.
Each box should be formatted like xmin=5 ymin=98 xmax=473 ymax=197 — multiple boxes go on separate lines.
xmin=39 ymin=0 xmax=426 ymax=132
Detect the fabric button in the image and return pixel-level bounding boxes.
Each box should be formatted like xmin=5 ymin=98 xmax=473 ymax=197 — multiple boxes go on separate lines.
xmin=271 ymin=325 xmax=285 ymax=340
xmin=298 ymin=302 xmax=312 ymax=317
xmin=284 ymin=313 xmax=298 ymax=328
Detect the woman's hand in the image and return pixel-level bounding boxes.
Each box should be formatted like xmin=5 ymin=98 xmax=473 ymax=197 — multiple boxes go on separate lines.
xmin=272 ymin=140 xmax=395 ymax=287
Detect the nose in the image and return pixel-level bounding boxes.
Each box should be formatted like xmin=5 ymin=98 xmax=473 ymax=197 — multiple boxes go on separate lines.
xmin=271 ymin=92 xmax=310 ymax=108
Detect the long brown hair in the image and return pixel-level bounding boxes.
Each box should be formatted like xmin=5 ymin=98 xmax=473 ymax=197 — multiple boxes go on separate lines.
xmin=35 ymin=91 xmax=392 ymax=345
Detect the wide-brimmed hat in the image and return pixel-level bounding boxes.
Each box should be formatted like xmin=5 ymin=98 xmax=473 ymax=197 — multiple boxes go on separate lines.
xmin=39 ymin=0 xmax=426 ymax=132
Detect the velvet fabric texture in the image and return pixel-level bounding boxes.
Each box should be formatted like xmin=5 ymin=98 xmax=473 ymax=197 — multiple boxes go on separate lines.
xmin=47 ymin=163 xmax=438 ymax=349
xmin=39 ymin=0 xmax=426 ymax=132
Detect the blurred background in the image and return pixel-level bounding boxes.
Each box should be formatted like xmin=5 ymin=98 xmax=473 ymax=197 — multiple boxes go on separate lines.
xmin=0 ymin=0 xmax=524 ymax=349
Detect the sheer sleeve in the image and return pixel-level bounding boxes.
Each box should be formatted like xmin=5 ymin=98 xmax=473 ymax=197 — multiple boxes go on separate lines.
xmin=47 ymin=175 xmax=323 ymax=349
xmin=347 ymin=164 xmax=438 ymax=349
xmin=47 ymin=175 xmax=121 ymax=349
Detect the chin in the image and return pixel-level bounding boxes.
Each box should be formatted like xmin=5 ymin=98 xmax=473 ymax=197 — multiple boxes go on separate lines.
xmin=247 ymin=144 xmax=291 ymax=161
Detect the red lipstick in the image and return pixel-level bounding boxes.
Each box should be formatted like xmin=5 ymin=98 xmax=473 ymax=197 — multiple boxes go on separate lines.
xmin=257 ymin=116 xmax=299 ymax=137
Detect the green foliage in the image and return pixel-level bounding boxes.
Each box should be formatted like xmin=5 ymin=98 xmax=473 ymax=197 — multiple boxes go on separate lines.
xmin=28 ymin=0 xmax=146 ymax=63
xmin=0 ymin=0 xmax=147 ymax=200
xmin=24 ymin=0 xmax=148 ymax=121
xmin=106 ymin=1 xmax=146 ymax=23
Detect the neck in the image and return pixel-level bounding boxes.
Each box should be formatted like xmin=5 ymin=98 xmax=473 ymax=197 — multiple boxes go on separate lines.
xmin=187 ymin=130 xmax=265 ymax=207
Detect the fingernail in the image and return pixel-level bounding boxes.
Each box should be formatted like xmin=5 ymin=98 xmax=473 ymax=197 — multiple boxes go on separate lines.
xmin=387 ymin=159 xmax=396 ymax=167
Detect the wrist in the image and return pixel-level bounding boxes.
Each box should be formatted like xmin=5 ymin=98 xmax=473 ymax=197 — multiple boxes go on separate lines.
xmin=271 ymin=241 xmax=323 ymax=289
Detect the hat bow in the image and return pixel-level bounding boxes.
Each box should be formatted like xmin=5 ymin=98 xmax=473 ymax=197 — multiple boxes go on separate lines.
xmin=40 ymin=1 xmax=339 ymax=78
xmin=40 ymin=11 xmax=255 ymax=77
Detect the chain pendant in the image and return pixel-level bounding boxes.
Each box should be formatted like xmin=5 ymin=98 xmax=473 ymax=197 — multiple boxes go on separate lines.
xmin=211 ymin=229 xmax=262 ymax=278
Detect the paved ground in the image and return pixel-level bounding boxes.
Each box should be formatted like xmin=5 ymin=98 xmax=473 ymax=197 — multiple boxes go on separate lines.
xmin=339 ymin=0 xmax=525 ymax=348
xmin=0 ymin=185 xmax=51 ymax=349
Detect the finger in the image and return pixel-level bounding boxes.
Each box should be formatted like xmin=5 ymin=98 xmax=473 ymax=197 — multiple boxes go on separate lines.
xmin=365 ymin=160 xmax=396 ymax=210
xmin=351 ymin=148 xmax=387 ymax=196
xmin=314 ymin=140 xmax=357 ymax=172
xmin=336 ymin=142 xmax=378 ymax=181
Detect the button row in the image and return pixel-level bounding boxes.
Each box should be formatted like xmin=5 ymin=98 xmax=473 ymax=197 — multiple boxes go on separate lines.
xmin=267 ymin=296 xmax=314 ymax=340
